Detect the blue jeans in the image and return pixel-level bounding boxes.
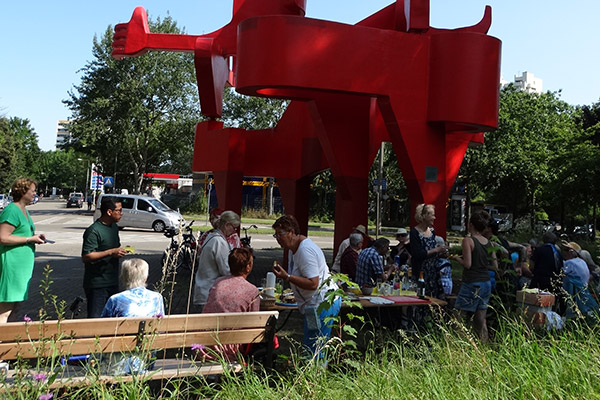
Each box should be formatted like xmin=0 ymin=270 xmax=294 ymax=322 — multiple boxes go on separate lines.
xmin=85 ymin=286 xmax=119 ymax=318
xmin=454 ymin=281 xmax=492 ymax=313
xmin=303 ymin=297 xmax=342 ymax=358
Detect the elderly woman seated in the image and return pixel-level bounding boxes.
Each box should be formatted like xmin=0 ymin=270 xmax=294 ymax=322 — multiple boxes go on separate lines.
xmin=196 ymin=248 xmax=260 ymax=361
xmin=101 ymin=258 xmax=165 ymax=375
xmin=101 ymin=258 xmax=164 ymax=318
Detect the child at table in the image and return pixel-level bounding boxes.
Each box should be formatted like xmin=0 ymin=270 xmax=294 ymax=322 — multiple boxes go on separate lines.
xmin=451 ymin=211 xmax=495 ymax=342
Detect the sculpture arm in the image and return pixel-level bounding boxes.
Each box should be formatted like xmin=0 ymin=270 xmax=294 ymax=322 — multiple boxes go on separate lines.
xmin=111 ymin=7 xmax=209 ymax=59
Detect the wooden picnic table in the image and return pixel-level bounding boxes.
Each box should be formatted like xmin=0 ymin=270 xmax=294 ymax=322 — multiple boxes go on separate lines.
xmin=270 ymin=294 xmax=447 ymax=311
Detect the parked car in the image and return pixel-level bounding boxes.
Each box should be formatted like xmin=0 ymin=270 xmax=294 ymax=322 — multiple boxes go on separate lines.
xmin=93 ymin=194 xmax=184 ymax=232
xmin=66 ymin=192 xmax=84 ymax=208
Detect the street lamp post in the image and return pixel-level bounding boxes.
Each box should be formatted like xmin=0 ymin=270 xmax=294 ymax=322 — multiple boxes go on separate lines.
xmin=78 ymin=158 xmax=91 ymax=197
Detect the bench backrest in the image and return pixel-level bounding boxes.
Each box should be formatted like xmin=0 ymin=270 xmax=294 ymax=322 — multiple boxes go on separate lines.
xmin=0 ymin=311 xmax=278 ymax=360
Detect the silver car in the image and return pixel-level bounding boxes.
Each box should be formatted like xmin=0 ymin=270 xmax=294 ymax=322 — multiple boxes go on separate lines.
xmin=93 ymin=194 xmax=184 ymax=232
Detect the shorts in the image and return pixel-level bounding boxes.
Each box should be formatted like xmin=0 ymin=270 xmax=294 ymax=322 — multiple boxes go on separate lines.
xmin=454 ymin=281 xmax=491 ymax=313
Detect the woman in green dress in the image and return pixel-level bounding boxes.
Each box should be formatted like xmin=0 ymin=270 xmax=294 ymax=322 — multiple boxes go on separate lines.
xmin=0 ymin=178 xmax=46 ymax=323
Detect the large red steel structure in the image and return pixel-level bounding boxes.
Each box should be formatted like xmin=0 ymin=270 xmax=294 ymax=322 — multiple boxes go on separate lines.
xmin=112 ymin=0 xmax=501 ymax=253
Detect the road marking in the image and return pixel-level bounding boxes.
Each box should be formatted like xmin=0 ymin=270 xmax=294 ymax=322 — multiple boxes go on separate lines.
xmin=34 ymin=217 xmax=66 ymax=225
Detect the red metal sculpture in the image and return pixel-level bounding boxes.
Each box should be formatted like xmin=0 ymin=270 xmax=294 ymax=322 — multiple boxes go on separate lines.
xmin=112 ymin=0 xmax=500 ymax=252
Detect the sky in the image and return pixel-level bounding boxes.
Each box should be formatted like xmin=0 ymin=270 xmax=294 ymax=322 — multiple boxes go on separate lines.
xmin=1 ymin=0 xmax=599 ymax=151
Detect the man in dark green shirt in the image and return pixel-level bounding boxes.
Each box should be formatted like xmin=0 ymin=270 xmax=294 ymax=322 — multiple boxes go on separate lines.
xmin=82 ymin=197 xmax=127 ymax=317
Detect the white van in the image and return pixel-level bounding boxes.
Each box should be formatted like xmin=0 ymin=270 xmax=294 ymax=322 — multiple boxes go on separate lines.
xmin=93 ymin=194 xmax=184 ymax=232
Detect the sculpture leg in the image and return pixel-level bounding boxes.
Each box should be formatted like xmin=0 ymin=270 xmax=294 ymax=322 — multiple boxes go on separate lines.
xmin=388 ymin=121 xmax=450 ymax=237
xmin=276 ymin=177 xmax=312 ymax=236
xmin=333 ymin=175 xmax=369 ymax=255
xmin=213 ymin=170 xmax=244 ymax=216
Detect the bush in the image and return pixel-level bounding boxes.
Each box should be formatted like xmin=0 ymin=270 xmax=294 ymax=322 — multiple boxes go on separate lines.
xmin=178 ymin=193 xmax=208 ymax=214
xmin=241 ymin=207 xmax=280 ymax=219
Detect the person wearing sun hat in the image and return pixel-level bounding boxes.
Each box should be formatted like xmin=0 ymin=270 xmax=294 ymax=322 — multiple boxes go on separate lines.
xmin=390 ymin=227 xmax=411 ymax=266
xmin=331 ymin=224 xmax=374 ymax=273
xmin=561 ymin=241 xmax=590 ymax=284
xmin=561 ymin=240 xmax=598 ymax=317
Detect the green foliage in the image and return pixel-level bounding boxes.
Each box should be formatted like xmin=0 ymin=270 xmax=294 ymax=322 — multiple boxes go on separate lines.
xmin=317 ymin=273 xmax=364 ymax=365
xmin=38 ymin=264 xmax=66 ymax=322
xmin=309 ymin=170 xmax=335 ymax=222
xmin=309 ymin=142 xmax=409 ymax=225
xmin=368 ymin=142 xmax=409 ymax=224
xmin=64 ymin=15 xmax=201 ymax=193
xmin=461 ymin=85 xmax=581 ymax=226
xmin=221 ymin=87 xmax=287 ymax=130
xmin=0 ymin=116 xmax=42 ymax=192
xmin=179 ymin=192 xmax=208 ymax=214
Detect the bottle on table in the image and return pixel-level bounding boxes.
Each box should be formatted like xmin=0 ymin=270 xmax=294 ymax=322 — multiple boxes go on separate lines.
xmin=393 ymin=266 xmax=401 ymax=291
xmin=417 ymin=271 xmax=426 ymax=299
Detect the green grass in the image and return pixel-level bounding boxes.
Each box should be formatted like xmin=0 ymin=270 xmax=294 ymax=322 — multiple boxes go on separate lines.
xmin=6 ymin=311 xmax=600 ymax=399
xmin=202 ymin=315 xmax=600 ymax=400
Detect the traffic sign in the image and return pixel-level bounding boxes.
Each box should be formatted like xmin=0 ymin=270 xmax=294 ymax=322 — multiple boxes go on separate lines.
xmin=104 ymin=176 xmax=114 ymax=187
xmin=91 ymin=175 xmax=103 ymax=190
xmin=372 ymin=178 xmax=387 ymax=190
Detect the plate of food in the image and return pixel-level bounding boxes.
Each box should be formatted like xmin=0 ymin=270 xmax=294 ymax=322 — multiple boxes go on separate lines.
xmin=279 ymin=289 xmax=295 ymax=304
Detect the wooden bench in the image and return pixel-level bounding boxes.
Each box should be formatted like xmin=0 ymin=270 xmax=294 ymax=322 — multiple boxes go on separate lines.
xmin=0 ymin=311 xmax=278 ymax=389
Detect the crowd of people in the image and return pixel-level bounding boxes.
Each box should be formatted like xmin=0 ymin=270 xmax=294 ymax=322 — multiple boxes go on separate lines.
xmin=336 ymin=204 xmax=600 ymax=340
xmin=1 ymin=176 xmax=599 ymax=367
xmin=0 ymin=180 xmax=338 ymax=365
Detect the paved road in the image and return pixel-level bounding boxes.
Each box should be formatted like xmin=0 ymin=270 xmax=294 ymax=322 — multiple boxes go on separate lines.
xmin=9 ymin=199 xmax=333 ymax=322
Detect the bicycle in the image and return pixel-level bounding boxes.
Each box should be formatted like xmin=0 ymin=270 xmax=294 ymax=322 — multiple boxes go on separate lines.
xmin=240 ymin=224 xmax=258 ymax=248
xmin=162 ymin=220 xmax=198 ymax=275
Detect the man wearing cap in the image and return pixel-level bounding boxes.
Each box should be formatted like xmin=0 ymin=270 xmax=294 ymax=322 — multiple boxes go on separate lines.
xmin=331 ymin=225 xmax=373 ymax=273
xmin=390 ymin=227 xmax=411 ymax=266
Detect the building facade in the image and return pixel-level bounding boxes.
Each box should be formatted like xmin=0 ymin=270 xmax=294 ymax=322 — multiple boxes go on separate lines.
xmin=55 ymin=120 xmax=72 ymax=148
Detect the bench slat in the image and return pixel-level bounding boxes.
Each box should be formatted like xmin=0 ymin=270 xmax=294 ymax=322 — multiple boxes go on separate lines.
xmin=2 ymin=360 xmax=243 ymax=390
xmin=0 ymin=328 xmax=267 ymax=360
xmin=0 ymin=312 xmax=278 ymax=341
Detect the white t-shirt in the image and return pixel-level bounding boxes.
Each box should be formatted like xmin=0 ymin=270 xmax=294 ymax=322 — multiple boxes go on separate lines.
xmin=288 ymin=238 xmax=337 ymax=313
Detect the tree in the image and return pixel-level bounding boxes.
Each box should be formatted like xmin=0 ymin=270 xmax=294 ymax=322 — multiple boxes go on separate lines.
xmin=64 ymin=15 xmax=201 ymax=193
xmin=460 ymin=85 xmax=577 ymax=228
xmin=221 ymin=88 xmax=287 ymax=130
xmin=556 ymin=100 xmax=600 ymax=232
xmin=0 ymin=116 xmax=42 ymax=191
xmin=368 ymin=143 xmax=409 ymax=224
xmin=35 ymin=150 xmax=90 ymax=195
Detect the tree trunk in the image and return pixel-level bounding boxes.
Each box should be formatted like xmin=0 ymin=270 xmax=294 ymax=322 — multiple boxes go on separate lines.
xmin=593 ymin=204 xmax=597 ymax=239
xmin=529 ymin=188 xmax=536 ymax=232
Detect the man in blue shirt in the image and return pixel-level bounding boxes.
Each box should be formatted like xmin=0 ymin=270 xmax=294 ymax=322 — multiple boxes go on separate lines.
xmin=355 ymin=238 xmax=393 ymax=287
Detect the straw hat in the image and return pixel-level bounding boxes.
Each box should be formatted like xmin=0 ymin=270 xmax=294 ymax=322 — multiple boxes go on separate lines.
xmin=354 ymin=225 xmax=367 ymax=235
xmin=561 ymin=240 xmax=581 ymax=254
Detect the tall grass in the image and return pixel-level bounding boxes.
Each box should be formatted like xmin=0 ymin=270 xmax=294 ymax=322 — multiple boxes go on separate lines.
xmin=5 ymin=263 xmax=600 ymax=398
xmin=211 ymin=315 xmax=600 ymax=400
xmin=5 ymin=312 xmax=600 ymax=398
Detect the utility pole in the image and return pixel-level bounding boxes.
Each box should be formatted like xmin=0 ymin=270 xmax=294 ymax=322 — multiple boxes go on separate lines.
xmin=376 ymin=142 xmax=384 ymax=237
